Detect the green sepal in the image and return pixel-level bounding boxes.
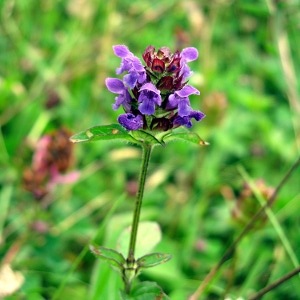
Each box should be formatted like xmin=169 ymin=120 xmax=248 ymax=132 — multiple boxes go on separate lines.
xmin=70 ymin=124 xmax=139 ymax=144
xmin=137 ymin=252 xmax=172 ymax=269
xmin=163 ymin=131 xmax=208 ymax=146
xmin=130 ymin=130 xmax=165 ymax=146
xmin=120 ymin=281 xmax=170 ymax=300
xmin=90 ymin=245 xmax=126 ymax=271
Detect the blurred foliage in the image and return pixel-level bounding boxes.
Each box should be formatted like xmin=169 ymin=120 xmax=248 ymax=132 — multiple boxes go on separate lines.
xmin=0 ymin=0 xmax=300 ymax=299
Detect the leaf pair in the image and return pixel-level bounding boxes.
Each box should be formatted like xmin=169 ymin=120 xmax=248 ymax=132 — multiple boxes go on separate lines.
xmin=90 ymin=245 xmax=172 ymax=273
xmin=70 ymin=124 xmax=208 ymax=146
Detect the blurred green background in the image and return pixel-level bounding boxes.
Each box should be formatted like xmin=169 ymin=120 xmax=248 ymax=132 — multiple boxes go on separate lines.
xmin=1 ymin=0 xmax=300 ymax=299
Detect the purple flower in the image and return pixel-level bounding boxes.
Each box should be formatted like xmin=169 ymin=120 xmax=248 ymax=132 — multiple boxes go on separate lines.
xmin=180 ymin=47 xmax=198 ymax=80
xmin=166 ymin=85 xmax=200 ymax=116
xmin=113 ymin=45 xmax=146 ymax=89
xmin=118 ymin=113 xmax=143 ymax=131
xmin=173 ymin=110 xmax=205 ymax=128
xmin=138 ymin=83 xmax=162 ymax=115
xmin=105 ymin=78 xmax=132 ymax=111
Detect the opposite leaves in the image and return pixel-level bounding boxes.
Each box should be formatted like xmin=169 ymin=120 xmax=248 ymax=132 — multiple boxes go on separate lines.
xmin=70 ymin=124 xmax=208 ymax=147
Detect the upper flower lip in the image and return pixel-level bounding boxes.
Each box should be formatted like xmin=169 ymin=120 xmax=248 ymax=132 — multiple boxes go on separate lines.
xmin=139 ymin=82 xmax=160 ymax=95
xmin=181 ymin=47 xmax=198 ymax=62
xmin=113 ymin=45 xmax=133 ymax=58
xmin=175 ymin=85 xmax=200 ymax=97
xmin=105 ymin=78 xmax=125 ymax=93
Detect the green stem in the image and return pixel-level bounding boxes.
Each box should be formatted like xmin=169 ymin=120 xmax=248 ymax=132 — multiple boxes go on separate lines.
xmin=127 ymin=143 xmax=152 ymax=263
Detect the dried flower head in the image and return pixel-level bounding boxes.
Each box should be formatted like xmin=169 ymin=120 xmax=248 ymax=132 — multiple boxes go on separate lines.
xmin=106 ymin=45 xmax=205 ymax=131
xmin=23 ymin=128 xmax=79 ymax=199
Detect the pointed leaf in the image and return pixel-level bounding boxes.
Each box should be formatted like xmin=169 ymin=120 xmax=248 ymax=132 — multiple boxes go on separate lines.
xmin=130 ymin=130 xmax=164 ymax=146
xmin=90 ymin=245 xmax=126 ymax=270
xmin=130 ymin=281 xmax=170 ymax=299
xmin=163 ymin=131 xmax=208 ymax=146
xmin=120 ymin=281 xmax=170 ymax=299
xmin=70 ymin=124 xmax=139 ymax=144
xmin=137 ymin=253 xmax=172 ymax=269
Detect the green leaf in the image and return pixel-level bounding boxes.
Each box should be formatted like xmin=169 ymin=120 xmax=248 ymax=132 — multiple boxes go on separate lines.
xmin=120 ymin=281 xmax=170 ymax=300
xmin=70 ymin=124 xmax=138 ymax=144
xmin=137 ymin=253 xmax=172 ymax=269
xmin=90 ymin=245 xmax=126 ymax=271
xmin=131 ymin=281 xmax=170 ymax=299
xmin=163 ymin=131 xmax=208 ymax=146
xmin=130 ymin=130 xmax=164 ymax=146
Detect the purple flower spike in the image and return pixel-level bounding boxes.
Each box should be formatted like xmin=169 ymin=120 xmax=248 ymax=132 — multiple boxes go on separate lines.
xmin=106 ymin=44 xmax=205 ymax=130
xmin=118 ymin=113 xmax=143 ymax=131
xmin=105 ymin=78 xmax=132 ymax=111
xmin=138 ymin=83 xmax=162 ymax=115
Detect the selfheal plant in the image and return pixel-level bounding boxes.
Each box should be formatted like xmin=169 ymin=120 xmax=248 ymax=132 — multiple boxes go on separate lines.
xmin=70 ymin=45 xmax=207 ymax=298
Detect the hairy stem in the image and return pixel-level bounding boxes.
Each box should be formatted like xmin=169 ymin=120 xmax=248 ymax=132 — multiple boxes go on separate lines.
xmin=127 ymin=143 xmax=152 ymax=262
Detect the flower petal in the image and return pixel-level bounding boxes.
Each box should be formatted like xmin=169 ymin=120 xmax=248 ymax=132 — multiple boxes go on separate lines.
xmin=166 ymin=94 xmax=179 ymax=110
xmin=178 ymin=98 xmax=191 ymax=116
xmin=190 ymin=110 xmax=206 ymax=121
xmin=139 ymin=82 xmax=160 ymax=95
xmin=113 ymin=45 xmax=133 ymax=58
xmin=138 ymin=97 xmax=156 ymax=115
xmin=105 ymin=78 xmax=125 ymax=93
xmin=176 ymin=85 xmax=200 ymax=97
xmin=124 ymin=72 xmax=138 ymax=89
xmin=118 ymin=113 xmax=143 ymax=131
xmin=181 ymin=47 xmax=198 ymax=62
xmin=173 ymin=116 xmax=193 ymax=128
xmin=131 ymin=57 xmax=145 ymax=72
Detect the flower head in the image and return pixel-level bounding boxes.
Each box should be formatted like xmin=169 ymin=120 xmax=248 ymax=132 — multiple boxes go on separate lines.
xmin=23 ymin=128 xmax=79 ymax=200
xmin=106 ymin=45 xmax=205 ymax=131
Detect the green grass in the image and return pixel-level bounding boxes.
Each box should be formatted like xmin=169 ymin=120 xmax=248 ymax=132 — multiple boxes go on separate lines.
xmin=1 ymin=0 xmax=300 ymax=299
